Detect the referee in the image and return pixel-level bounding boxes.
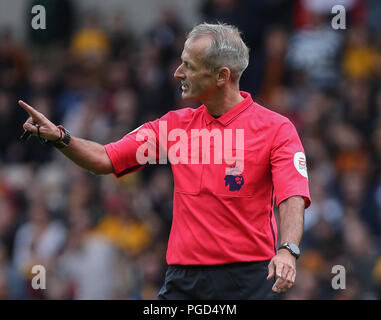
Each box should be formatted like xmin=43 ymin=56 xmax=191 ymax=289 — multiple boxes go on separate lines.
xmin=19 ymin=23 xmax=311 ymax=300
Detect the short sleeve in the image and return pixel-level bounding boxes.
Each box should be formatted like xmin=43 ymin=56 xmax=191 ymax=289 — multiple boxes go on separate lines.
xmin=104 ymin=124 xmax=149 ymax=177
xmin=104 ymin=115 xmax=169 ymax=178
xmin=270 ymin=120 xmax=311 ymax=208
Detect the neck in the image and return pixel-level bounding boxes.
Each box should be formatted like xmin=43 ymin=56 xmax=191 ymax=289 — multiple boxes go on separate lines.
xmin=203 ymin=87 xmax=244 ymax=117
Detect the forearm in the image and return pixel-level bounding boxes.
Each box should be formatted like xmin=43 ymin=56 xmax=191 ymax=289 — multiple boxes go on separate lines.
xmin=268 ymin=196 xmax=305 ymax=293
xmin=278 ymin=196 xmax=305 ymax=245
xmin=58 ymin=136 xmax=113 ymax=175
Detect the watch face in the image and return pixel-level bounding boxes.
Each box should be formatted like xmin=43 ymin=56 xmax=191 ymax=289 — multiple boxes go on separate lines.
xmin=288 ymin=243 xmax=300 ymax=255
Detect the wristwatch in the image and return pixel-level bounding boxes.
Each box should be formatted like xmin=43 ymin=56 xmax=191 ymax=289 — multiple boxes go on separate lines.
xmin=52 ymin=125 xmax=71 ymax=149
xmin=277 ymin=242 xmax=300 ymax=259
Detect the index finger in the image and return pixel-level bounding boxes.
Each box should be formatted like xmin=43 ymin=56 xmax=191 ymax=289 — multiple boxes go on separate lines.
xmin=267 ymin=259 xmax=275 ymax=280
xmin=276 ymin=263 xmax=284 ymax=280
xmin=18 ymin=100 xmax=40 ymax=118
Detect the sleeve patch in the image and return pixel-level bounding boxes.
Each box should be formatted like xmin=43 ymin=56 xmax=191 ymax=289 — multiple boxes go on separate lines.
xmin=294 ymin=152 xmax=308 ymax=178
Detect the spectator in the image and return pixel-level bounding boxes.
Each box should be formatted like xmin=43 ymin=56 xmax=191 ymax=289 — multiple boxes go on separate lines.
xmin=70 ymin=11 xmax=110 ymax=64
xmin=12 ymin=200 xmax=66 ymax=298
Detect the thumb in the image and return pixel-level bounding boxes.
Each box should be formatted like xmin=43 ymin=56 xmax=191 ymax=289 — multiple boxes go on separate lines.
xmin=267 ymin=259 xmax=275 ymax=280
xmin=23 ymin=122 xmax=37 ymax=134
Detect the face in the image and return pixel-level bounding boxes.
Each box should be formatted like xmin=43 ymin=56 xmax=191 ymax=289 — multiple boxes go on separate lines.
xmin=174 ymin=36 xmax=218 ymax=101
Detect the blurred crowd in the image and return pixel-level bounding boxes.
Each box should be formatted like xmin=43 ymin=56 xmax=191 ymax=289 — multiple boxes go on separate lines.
xmin=0 ymin=0 xmax=381 ymax=300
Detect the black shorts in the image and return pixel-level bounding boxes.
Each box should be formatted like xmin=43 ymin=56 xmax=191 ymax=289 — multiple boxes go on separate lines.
xmin=157 ymin=260 xmax=278 ymax=300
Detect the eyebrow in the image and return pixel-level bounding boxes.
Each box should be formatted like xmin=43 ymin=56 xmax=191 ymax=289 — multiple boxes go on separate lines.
xmin=181 ymin=57 xmax=193 ymax=68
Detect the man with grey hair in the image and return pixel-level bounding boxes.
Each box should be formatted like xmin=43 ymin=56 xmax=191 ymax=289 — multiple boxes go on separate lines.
xmin=185 ymin=23 xmax=249 ymax=84
xmin=19 ymin=22 xmax=310 ymax=299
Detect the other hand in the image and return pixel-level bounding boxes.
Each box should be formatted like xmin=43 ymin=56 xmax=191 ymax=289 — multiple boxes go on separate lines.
xmin=266 ymin=249 xmax=296 ymax=293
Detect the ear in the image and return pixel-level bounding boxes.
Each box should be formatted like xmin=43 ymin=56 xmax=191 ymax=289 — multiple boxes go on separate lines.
xmin=216 ymin=67 xmax=231 ymax=86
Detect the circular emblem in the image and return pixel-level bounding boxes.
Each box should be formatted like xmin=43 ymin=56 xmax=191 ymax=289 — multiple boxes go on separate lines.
xmin=293 ymin=152 xmax=308 ymax=178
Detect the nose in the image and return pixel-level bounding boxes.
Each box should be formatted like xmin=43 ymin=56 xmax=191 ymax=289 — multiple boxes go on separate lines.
xmin=174 ymin=63 xmax=185 ymax=80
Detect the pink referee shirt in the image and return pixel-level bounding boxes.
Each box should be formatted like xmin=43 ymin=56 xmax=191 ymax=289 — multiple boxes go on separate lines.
xmin=105 ymin=92 xmax=311 ymax=265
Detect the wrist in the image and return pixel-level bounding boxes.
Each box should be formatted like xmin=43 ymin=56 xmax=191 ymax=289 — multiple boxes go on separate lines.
xmin=277 ymin=242 xmax=300 ymax=259
xmin=52 ymin=125 xmax=71 ymax=149
xmin=53 ymin=126 xmax=63 ymax=141
xmin=277 ymin=248 xmax=296 ymax=260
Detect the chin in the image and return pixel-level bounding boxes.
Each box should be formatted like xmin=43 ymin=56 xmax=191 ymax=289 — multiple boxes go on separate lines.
xmin=181 ymin=91 xmax=199 ymax=101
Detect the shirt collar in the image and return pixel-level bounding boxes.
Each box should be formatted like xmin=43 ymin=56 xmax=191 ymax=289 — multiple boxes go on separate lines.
xmin=203 ymin=91 xmax=254 ymax=126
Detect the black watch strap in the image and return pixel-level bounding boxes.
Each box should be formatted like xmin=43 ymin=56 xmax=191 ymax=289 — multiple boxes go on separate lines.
xmin=52 ymin=125 xmax=71 ymax=149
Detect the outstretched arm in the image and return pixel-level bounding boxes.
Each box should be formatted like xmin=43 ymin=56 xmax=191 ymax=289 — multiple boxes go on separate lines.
xmin=266 ymin=195 xmax=305 ymax=293
xmin=19 ymin=100 xmax=113 ymax=175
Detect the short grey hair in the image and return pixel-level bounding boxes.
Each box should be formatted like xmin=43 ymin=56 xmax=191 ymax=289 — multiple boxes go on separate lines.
xmin=186 ymin=22 xmax=250 ymax=83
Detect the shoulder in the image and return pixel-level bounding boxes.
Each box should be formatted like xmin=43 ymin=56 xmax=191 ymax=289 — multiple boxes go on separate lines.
xmin=164 ymin=106 xmax=201 ymax=118
xmin=159 ymin=106 xmax=202 ymax=125
xmin=15 ymin=223 xmax=33 ymax=238
xmin=251 ymin=102 xmax=294 ymax=130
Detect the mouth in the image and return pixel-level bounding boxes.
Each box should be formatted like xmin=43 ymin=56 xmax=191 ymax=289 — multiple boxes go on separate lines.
xmin=181 ymin=81 xmax=189 ymax=92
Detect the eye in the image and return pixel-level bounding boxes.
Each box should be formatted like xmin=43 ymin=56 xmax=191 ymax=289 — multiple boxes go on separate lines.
xmin=184 ymin=61 xmax=191 ymax=69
